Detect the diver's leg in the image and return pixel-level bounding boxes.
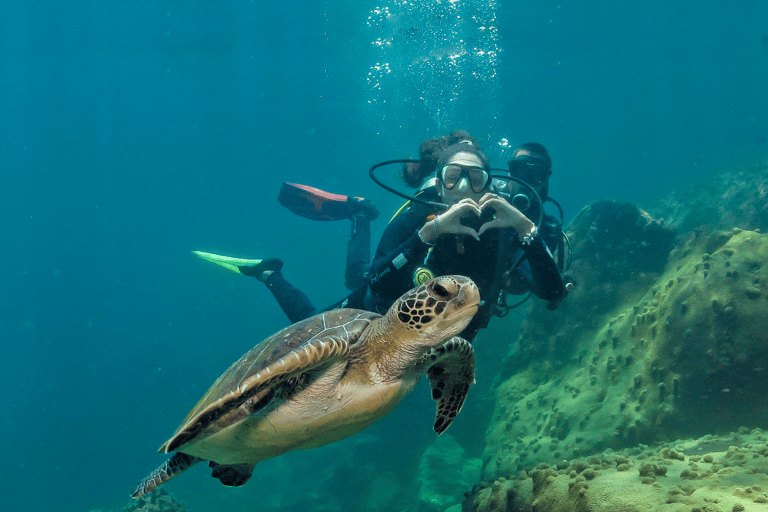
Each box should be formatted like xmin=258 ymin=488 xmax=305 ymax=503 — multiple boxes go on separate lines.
xmin=344 ymin=215 xmax=373 ymax=290
xmin=264 ymin=272 xmax=317 ymax=323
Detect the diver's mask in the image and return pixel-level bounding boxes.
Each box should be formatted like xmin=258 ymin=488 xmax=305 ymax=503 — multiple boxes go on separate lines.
xmin=439 ymin=164 xmax=490 ymax=193
xmin=368 ymin=159 xmax=544 ymax=226
xmin=508 ymin=155 xmax=552 ymax=187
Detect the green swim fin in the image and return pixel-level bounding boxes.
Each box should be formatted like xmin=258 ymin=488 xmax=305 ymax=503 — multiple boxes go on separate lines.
xmin=192 ymin=251 xmax=283 ymax=279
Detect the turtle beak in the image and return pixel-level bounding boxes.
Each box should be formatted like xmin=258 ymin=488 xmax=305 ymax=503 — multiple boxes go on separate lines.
xmin=439 ymin=281 xmax=481 ymax=331
xmin=455 ymin=281 xmax=481 ymax=313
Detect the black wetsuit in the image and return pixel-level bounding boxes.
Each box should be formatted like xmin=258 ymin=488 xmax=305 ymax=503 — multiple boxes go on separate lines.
xmin=365 ymin=190 xmax=565 ymax=340
xmin=264 ymin=215 xmax=372 ymax=323
xmin=265 ymin=189 xmax=566 ymax=341
xmin=344 ymin=215 xmax=372 ymax=290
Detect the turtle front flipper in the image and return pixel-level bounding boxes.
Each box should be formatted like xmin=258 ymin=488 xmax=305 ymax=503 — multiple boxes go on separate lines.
xmin=131 ymin=452 xmax=203 ymax=498
xmin=426 ymin=336 xmax=476 ymax=435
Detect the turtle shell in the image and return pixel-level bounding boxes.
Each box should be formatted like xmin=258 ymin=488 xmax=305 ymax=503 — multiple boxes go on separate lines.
xmin=162 ymin=309 xmax=379 ymax=453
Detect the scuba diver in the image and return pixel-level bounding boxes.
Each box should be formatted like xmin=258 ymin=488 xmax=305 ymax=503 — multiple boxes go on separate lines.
xmin=362 ymin=131 xmax=566 ymax=340
xmin=194 ymin=130 xmax=567 ymax=342
xmin=498 ymin=142 xmax=573 ymax=310
xmin=505 ymin=143 xmax=560 ymax=251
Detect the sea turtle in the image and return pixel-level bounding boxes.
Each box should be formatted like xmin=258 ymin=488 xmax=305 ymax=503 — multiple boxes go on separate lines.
xmin=132 ymin=275 xmax=479 ymax=498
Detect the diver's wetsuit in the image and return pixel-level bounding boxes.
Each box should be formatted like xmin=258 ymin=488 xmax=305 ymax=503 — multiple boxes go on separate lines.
xmin=365 ymin=189 xmax=565 ymax=341
xmin=344 ymin=215 xmax=372 ymax=290
xmin=265 ymin=188 xmax=566 ymax=341
xmin=263 ymin=210 xmax=372 ymax=323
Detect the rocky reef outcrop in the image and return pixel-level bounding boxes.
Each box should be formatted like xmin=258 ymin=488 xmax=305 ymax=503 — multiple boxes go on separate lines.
xmin=499 ymin=199 xmax=676 ymax=380
xmin=467 ymin=428 xmax=768 ymax=512
xmin=121 ymin=489 xmax=186 ymax=512
xmin=475 ymin=159 xmax=768 ymax=510
xmin=484 ymin=226 xmax=768 ymax=479
xmin=89 ymin=488 xmax=186 ymax=512
xmin=653 ymin=161 xmax=768 ymax=235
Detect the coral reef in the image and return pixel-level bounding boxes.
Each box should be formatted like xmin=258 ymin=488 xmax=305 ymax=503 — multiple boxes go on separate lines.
xmin=466 ymin=428 xmax=768 ymax=512
xmin=483 ymin=227 xmax=768 ymax=480
xmin=501 ymin=200 xmax=676 ymax=379
xmin=472 ymin=159 xmax=768 ymax=511
xmin=653 ymin=160 xmax=768 ymax=235
xmin=89 ymin=488 xmax=186 ymax=512
xmin=121 ymin=489 xmax=186 ymax=512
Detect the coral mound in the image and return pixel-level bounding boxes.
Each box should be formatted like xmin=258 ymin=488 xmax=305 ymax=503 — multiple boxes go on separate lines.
xmin=122 ymin=488 xmax=186 ymax=512
xmin=483 ymin=222 xmax=768 ymax=479
xmin=89 ymin=488 xmax=186 ymax=512
xmin=467 ymin=428 xmax=768 ymax=512
xmin=656 ymin=228 xmax=768 ymax=434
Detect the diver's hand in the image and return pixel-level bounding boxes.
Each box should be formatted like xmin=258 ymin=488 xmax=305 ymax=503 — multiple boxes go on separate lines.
xmin=418 ymin=198 xmax=482 ymax=245
xmin=477 ymin=193 xmax=535 ymax=238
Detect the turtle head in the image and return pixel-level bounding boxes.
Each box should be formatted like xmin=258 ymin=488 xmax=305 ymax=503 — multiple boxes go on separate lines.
xmin=392 ymin=275 xmax=480 ymax=342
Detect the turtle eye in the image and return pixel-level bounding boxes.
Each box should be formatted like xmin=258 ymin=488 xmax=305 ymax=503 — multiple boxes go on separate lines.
xmin=432 ymin=283 xmax=451 ymax=299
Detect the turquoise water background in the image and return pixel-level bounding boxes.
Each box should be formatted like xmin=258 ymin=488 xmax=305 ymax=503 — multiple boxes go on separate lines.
xmin=1 ymin=2 xmax=767 ymax=511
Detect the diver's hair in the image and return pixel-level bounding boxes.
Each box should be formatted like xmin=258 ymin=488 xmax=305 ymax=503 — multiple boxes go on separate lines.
xmin=401 ymin=129 xmax=490 ymax=188
xmin=512 ymin=142 xmax=552 ymax=171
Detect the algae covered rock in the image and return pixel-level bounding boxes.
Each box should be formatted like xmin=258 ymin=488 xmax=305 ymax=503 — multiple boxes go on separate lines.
xmin=467 ymin=429 xmax=768 ymax=512
xmin=654 ymin=160 xmax=768 ymax=234
xmin=655 ymin=228 xmax=768 ymax=434
xmin=502 ymin=200 xmax=676 ymax=377
xmin=96 ymin=488 xmax=186 ymax=512
xmin=483 ymin=226 xmax=768 ymax=480
xmin=464 ymin=477 xmax=531 ymax=512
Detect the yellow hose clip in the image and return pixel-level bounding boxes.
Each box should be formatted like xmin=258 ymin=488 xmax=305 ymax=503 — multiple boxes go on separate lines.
xmin=412 ymin=267 xmax=434 ymax=286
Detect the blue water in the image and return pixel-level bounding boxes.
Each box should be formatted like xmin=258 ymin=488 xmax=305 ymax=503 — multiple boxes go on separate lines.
xmin=1 ymin=2 xmax=766 ymax=511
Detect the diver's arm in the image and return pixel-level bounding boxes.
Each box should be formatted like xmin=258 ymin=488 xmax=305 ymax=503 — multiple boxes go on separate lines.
xmin=368 ymin=210 xmax=432 ymax=297
xmin=514 ymin=234 xmax=566 ymax=301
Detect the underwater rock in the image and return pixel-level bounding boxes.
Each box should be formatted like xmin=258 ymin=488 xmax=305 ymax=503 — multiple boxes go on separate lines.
xmin=465 ymin=428 xmax=768 ymax=512
xmin=501 ymin=200 xmax=676 ymax=377
xmin=653 ymin=160 xmax=768 ymax=235
xmin=416 ymin=434 xmax=481 ymax=511
xmin=89 ymin=488 xmax=187 ymax=512
xmin=655 ymin=229 xmax=768 ymax=434
xmin=483 ymin=226 xmax=768 ymax=480
xmin=465 ymin=477 xmax=530 ymax=512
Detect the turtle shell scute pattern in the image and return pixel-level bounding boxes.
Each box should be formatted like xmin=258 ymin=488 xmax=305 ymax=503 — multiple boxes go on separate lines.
xmin=174 ymin=310 xmax=379 ymax=432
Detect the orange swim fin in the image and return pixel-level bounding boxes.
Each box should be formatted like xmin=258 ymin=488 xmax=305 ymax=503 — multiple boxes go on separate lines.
xmin=278 ymin=182 xmax=378 ymax=221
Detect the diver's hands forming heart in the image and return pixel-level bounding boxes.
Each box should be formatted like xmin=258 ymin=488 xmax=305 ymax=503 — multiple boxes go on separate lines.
xmin=477 ymin=193 xmax=535 ymax=237
xmin=418 ymin=194 xmax=536 ymax=245
xmin=418 ymin=198 xmax=482 ymax=244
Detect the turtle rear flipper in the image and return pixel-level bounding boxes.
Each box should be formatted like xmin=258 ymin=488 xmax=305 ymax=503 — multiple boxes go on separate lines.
xmin=131 ymin=452 xmax=203 ymax=498
xmin=426 ymin=336 xmax=476 ymax=435
xmin=209 ymin=461 xmax=255 ymax=487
